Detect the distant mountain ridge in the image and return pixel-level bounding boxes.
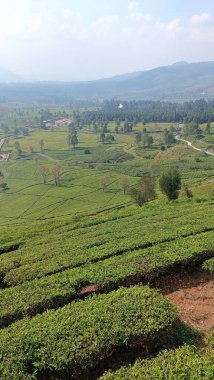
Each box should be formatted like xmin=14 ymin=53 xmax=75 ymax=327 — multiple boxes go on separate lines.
xmin=1 ymin=61 xmax=214 ymax=102
xmin=0 ymin=67 xmax=24 ymax=83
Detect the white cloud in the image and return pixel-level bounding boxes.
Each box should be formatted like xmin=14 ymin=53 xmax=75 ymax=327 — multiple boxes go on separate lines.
xmin=92 ymin=14 xmax=120 ymax=34
xmin=128 ymin=1 xmax=140 ymax=11
xmin=128 ymin=13 xmax=153 ymax=22
xmin=191 ymin=13 xmax=212 ymax=25
xmin=166 ymin=18 xmax=181 ymax=31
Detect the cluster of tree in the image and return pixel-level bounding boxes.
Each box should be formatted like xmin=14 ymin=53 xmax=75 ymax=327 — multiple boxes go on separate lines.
xmin=182 ymin=122 xmax=204 ymax=139
xmin=128 ymin=167 xmax=192 ymax=206
xmin=100 ymin=133 xmax=115 ymax=143
xmin=79 ymin=99 xmax=214 ymax=125
xmin=39 ymin=165 xmax=63 ymax=186
xmin=129 ymin=176 xmax=156 ymax=206
xmin=164 ymin=128 xmax=176 ymax=145
xmin=135 ymin=132 xmax=154 ymax=147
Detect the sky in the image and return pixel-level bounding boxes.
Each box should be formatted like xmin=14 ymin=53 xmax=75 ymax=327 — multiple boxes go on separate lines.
xmin=1 ymin=0 xmax=214 ymax=81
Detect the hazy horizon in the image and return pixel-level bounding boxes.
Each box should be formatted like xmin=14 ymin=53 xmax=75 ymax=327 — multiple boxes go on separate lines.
xmin=1 ymin=0 xmax=214 ymax=81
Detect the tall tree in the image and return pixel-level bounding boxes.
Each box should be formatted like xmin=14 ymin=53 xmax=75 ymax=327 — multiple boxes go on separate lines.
xmin=164 ymin=129 xmax=176 ymax=145
xmin=135 ymin=132 xmax=142 ymax=145
xmin=68 ymin=127 xmax=79 ymax=148
xmin=15 ymin=141 xmax=22 ymax=156
xmin=52 ymin=166 xmax=63 ymax=186
xmin=120 ymin=176 xmax=129 ymax=194
xmin=100 ymin=133 xmax=105 ymax=143
xmin=100 ymin=176 xmax=109 ymax=192
xmin=129 ymin=175 xmax=156 ymax=206
xmin=39 ymin=165 xmax=50 ymax=184
xmin=159 ymin=167 xmax=181 ymax=200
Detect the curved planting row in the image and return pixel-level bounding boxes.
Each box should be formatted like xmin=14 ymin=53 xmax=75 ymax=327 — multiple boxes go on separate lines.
xmin=100 ymin=344 xmax=214 ymax=380
xmin=1 ymin=210 xmax=214 ymax=287
xmin=0 ymin=230 xmax=214 ymax=328
xmin=0 ymin=200 xmax=212 ymax=276
xmin=0 ymin=286 xmax=178 ymax=380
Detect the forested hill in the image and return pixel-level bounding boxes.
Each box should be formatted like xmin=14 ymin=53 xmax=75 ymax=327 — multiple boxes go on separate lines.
xmin=1 ymin=61 xmax=214 ymax=103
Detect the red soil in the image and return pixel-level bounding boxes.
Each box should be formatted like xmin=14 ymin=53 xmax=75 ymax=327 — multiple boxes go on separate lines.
xmin=79 ymin=284 xmax=98 ymax=296
xmin=167 ymin=277 xmax=214 ymax=334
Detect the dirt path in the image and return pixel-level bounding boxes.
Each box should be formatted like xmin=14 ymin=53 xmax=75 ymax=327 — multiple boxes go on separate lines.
xmin=176 ymin=135 xmax=214 ymax=156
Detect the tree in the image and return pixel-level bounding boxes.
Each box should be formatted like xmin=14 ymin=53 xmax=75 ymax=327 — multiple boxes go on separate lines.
xmin=93 ymin=123 xmax=98 ymax=134
xmin=183 ymin=122 xmax=202 ymax=138
xmin=120 ymin=176 xmax=129 ymax=194
xmin=205 ymin=123 xmax=211 ymax=134
xmin=52 ymin=165 xmax=63 ymax=186
xmin=135 ymin=132 xmax=141 ymax=145
xmin=115 ymin=121 xmax=120 ymax=134
xmin=141 ymin=133 xmax=148 ymax=146
xmin=105 ymin=134 xmax=115 ymax=143
xmin=164 ymin=129 xmax=176 ymax=145
xmin=147 ymin=135 xmax=154 ymax=147
xmin=0 ymin=182 xmax=8 ymax=191
xmin=39 ymin=165 xmax=50 ymax=184
xmin=159 ymin=167 xmax=181 ymax=200
xmin=100 ymin=176 xmax=109 ymax=192
xmin=124 ymin=121 xmax=133 ymax=134
xmin=67 ymin=126 xmax=79 ymax=148
xmin=71 ymin=129 xmax=78 ymax=148
xmin=39 ymin=139 xmax=45 ymax=152
xmin=115 ymin=124 xmax=119 ymax=134
xmin=129 ymin=175 xmax=156 ymax=206
xmin=13 ymin=127 xmax=20 ymax=139
xmin=100 ymin=133 xmax=105 ymax=143
xmin=15 ymin=141 xmax=22 ymax=156
xmin=102 ymin=123 xmax=108 ymax=133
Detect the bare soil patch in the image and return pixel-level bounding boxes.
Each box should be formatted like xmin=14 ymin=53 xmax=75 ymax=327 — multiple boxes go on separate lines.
xmin=165 ymin=270 xmax=214 ymax=334
xmin=79 ymin=284 xmax=98 ymax=296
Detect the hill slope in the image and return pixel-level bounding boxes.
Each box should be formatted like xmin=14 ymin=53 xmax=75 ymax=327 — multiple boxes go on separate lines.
xmin=1 ymin=61 xmax=214 ymax=102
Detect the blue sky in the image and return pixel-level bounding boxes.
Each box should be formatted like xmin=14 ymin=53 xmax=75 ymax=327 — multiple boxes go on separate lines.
xmin=1 ymin=0 xmax=214 ymax=81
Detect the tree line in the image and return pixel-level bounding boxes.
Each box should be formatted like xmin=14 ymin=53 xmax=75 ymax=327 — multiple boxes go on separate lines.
xmin=78 ymin=99 xmax=214 ymax=126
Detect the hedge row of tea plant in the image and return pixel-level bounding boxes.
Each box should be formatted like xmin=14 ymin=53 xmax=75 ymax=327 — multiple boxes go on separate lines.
xmin=1 ymin=230 xmax=213 ymax=328
xmin=2 ymin=206 xmax=214 ymax=286
xmin=100 ymin=344 xmax=214 ymax=380
xmin=0 ymin=286 xmax=178 ymax=380
xmin=203 ymin=258 xmax=214 ymax=274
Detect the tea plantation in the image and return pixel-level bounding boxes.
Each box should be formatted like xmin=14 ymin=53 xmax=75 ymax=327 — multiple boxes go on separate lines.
xmin=0 ymin=110 xmax=214 ymax=379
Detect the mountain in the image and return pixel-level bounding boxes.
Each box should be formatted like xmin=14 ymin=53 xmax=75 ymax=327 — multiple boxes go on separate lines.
xmin=0 ymin=67 xmax=24 ymax=83
xmin=1 ymin=61 xmax=214 ymax=102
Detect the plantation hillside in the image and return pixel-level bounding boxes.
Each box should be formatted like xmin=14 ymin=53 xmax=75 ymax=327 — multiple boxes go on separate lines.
xmin=0 ymin=103 xmax=214 ymax=379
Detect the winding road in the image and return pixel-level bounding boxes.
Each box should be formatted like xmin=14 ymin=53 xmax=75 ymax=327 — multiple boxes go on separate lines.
xmin=175 ymin=135 xmax=214 ymax=156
